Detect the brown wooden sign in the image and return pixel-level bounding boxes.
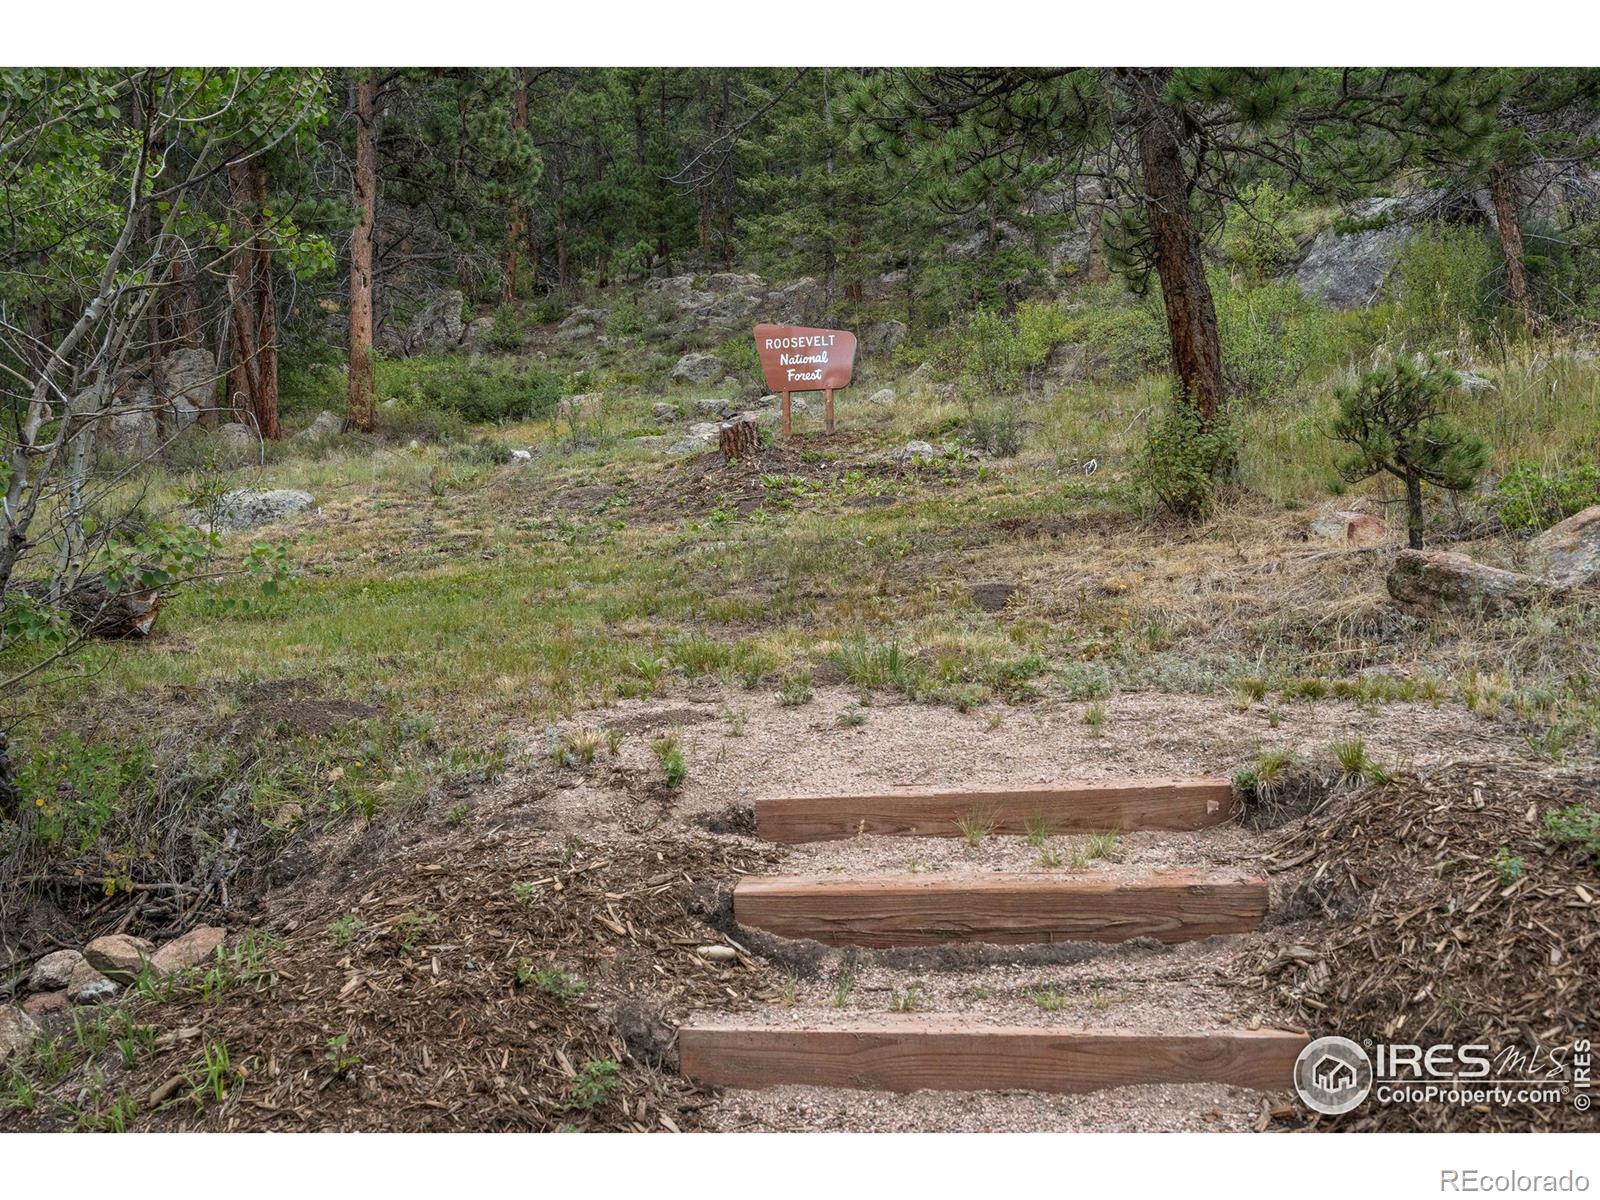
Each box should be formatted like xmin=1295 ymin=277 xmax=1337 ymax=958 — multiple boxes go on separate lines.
xmin=753 ymin=323 xmax=857 ymax=437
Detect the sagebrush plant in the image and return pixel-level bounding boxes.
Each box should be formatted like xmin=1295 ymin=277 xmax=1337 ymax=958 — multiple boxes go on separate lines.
xmin=1331 ymin=354 xmax=1489 ymax=549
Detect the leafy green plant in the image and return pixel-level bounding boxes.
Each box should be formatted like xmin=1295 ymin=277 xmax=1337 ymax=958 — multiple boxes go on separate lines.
xmin=516 ymin=962 xmax=586 ymax=997
xmin=651 ymin=732 xmax=686 ymax=788
xmin=1330 ymin=738 xmax=1388 ymax=785
xmin=567 ymin=1059 xmax=621 ymax=1110
xmin=1493 ymin=462 xmax=1600 ymax=532
xmin=1542 ymin=804 xmax=1600 ymax=862
xmin=1082 ymin=702 xmax=1107 ymax=737
xmin=1491 ymin=847 xmax=1525 ymax=885
xmin=777 ymin=669 xmax=813 ymax=707
xmin=1142 ymin=398 xmax=1239 ymax=518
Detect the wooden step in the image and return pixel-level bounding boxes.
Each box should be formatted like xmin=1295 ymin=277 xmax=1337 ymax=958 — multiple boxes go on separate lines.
xmin=753 ymin=777 xmax=1235 ymax=843
xmin=680 ymin=1017 xmax=1309 ymax=1094
xmin=735 ymin=870 xmax=1267 ymax=947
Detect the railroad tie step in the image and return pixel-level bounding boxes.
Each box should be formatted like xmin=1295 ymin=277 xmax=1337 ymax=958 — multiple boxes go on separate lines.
xmin=734 ymin=870 xmax=1268 ymax=947
xmin=753 ymin=777 xmax=1236 ymax=843
xmin=679 ymin=1017 xmax=1309 ymax=1095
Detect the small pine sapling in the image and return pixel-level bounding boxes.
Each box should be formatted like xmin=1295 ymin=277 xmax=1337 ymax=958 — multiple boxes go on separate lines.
xmin=1331 ymin=355 xmax=1490 ymax=549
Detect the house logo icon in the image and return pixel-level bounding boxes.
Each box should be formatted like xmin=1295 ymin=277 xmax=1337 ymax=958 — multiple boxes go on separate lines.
xmin=1294 ymin=1036 xmax=1373 ymax=1115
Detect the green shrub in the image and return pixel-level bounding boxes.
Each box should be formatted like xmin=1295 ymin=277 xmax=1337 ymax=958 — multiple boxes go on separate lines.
xmin=1493 ymin=462 xmax=1600 ymax=532
xmin=967 ymin=405 xmax=1026 ymax=457
xmin=1221 ymin=181 xmax=1300 ymax=280
xmin=1142 ymin=400 xmax=1238 ymax=518
xmin=379 ymin=397 xmax=468 ymax=443
xmin=1388 ymin=225 xmax=1502 ymax=350
xmin=945 ymin=306 xmax=1022 ymax=393
xmin=1056 ymin=284 xmax=1168 ymax=382
xmin=607 ymin=296 xmax=644 ymax=338
xmin=375 ymin=358 xmax=561 ymax=424
xmin=482 ymin=304 xmax=529 ymax=352
xmin=529 ymin=296 xmax=567 ymax=325
xmin=1214 ymin=275 xmax=1337 ymax=404
xmin=1015 ymin=299 xmax=1072 ymax=369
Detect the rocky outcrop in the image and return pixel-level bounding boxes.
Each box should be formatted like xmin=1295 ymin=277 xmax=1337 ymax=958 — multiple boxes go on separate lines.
xmin=97 ymin=398 xmax=160 ymax=460
xmin=294 ymin=410 xmax=343 ymax=443
xmin=1387 ymin=549 xmax=1565 ymax=618
xmin=405 ymin=289 xmax=466 ymax=355
xmin=162 ymin=347 xmax=216 ymax=422
xmin=1527 ymin=504 xmax=1600 ymax=587
xmin=645 ymin=273 xmax=820 ymax=333
xmin=670 ymin=353 xmax=727 ymax=385
xmin=1295 ymin=193 xmax=1444 ymax=309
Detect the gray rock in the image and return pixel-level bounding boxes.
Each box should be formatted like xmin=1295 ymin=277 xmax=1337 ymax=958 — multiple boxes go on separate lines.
xmin=897 ymin=440 xmax=937 ymax=462
xmin=405 ymin=289 xmax=466 ymax=355
xmin=168 ymin=395 xmax=200 ymax=430
xmin=667 ymin=422 xmax=722 ymax=456
xmin=67 ymin=959 xmax=118 ymax=1005
xmin=868 ymin=388 xmax=896 ymax=407
xmin=0 ymin=1006 xmax=39 ymax=1063
xmin=84 ymin=934 xmax=155 ymax=983
xmin=1456 ymin=371 xmax=1496 ymax=394
xmin=293 ymin=410 xmax=342 ymax=442
xmin=650 ymin=401 xmax=677 ymax=421
xmin=188 ymin=488 xmax=315 ymax=533
xmin=671 ymin=353 xmax=728 ymax=385
xmin=1295 ymin=193 xmax=1443 ymax=309
xmin=27 ymin=949 xmax=83 ymax=993
xmin=149 ymin=926 xmax=225 ymax=977
xmin=693 ymin=397 xmax=734 ymax=416
xmin=862 ymin=320 xmax=907 ymax=357
xmin=627 ymin=435 xmax=673 ymax=452
xmin=1528 ymin=504 xmax=1600 ymax=587
xmin=1387 ymin=549 xmax=1566 ymax=618
xmin=161 ymin=347 xmax=216 ymax=421
xmin=98 ymin=397 xmax=160 ymax=460
xmin=213 ymin=422 xmax=260 ymax=462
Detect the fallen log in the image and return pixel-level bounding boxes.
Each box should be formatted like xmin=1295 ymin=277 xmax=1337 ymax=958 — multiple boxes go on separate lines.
xmin=14 ymin=573 xmax=162 ymax=638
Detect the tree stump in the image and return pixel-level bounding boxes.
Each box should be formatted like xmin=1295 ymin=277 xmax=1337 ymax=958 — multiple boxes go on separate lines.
xmin=718 ymin=417 xmax=759 ymax=463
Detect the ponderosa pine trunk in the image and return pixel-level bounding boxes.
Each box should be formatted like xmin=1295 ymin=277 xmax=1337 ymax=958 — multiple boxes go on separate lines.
xmin=347 ymin=75 xmax=378 ymax=434
xmin=501 ymin=69 xmax=529 ymax=305
xmin=1489 ymin=161 xmax=1536 ymax=335
xmin=1121 ymin=68 xmax=1225 ymax=427
xmin=1405 ymin=470 xmax=1425 ymax=550
xmin=226 ymin=157 xmax=281 ymax=440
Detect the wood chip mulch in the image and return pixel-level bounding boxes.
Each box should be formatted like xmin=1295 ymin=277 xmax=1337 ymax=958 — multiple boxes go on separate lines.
xmin=1239 ymin=761 xmax=1599 ymax=1132
xmin=4 ymin=828 xmax=781 ymax=1132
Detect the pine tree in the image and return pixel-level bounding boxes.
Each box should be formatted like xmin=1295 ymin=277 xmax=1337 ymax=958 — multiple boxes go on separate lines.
xmin=1332 ymin=356 xmax=1490 ymax=549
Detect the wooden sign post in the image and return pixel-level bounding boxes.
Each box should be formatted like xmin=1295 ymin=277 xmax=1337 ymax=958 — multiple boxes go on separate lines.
xmin=752 ymin=323 xmax=857 ymax=438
